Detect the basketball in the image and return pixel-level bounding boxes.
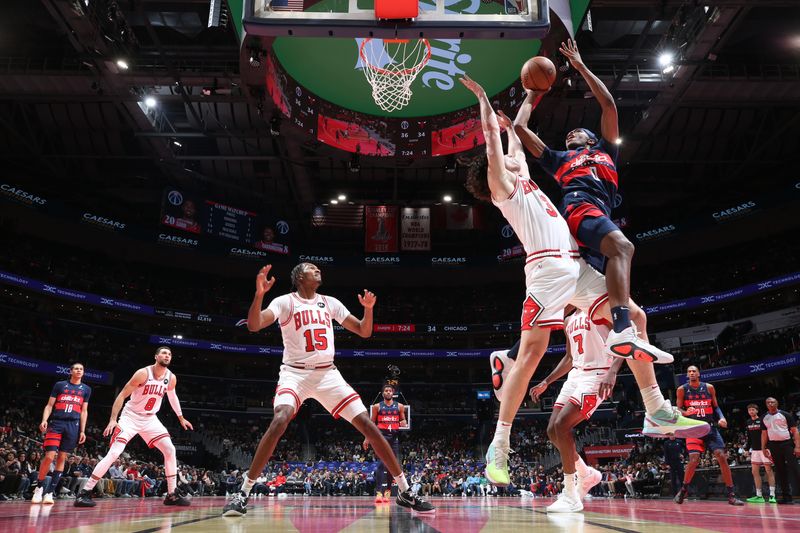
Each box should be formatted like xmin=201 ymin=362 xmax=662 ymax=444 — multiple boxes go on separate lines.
xmin=521 ymin=56 xmax=556 ymax=91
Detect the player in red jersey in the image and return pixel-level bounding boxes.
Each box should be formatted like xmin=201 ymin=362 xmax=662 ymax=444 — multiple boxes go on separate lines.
xmin=31 ymin=362 xmax=91 ymax=505
xmin=674 ymin=366 xmax=743 ymax=505
xmin=74 ymin=347 xmax=193 ymax=507
xmin=221 ymin=263 xmax=433 ymax=516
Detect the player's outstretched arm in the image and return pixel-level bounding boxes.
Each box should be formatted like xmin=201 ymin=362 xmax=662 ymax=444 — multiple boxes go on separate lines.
xmin=168 ymin=374 xmax=193 ymax=430
xmin=104 ymin=369 xmax=147 ymax=436
xmin=496 ymin=109 xmax=525 ymax=164
xmin=342 ymin=290 xmax=375 ymax=338
xmin=513 ymin=89 xmax=549 ymax=158
xmin=247 ymin=265 xmax=277 ymax=332
xmin=560 ymin=39 xmax=618 ymax=143
xmin=459 ymin=75 xmax=514 ymax=200
xmin=531 ymin=346 xmax=573 ymax=402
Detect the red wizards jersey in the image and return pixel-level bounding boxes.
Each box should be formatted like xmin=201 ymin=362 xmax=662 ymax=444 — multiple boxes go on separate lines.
xmin=50 ymin=381 xmax=91 ymax=421
xmin=681 ymin=382 xmax=715 ymax=423
xmin=535 ymin=139 xmax=620 ymax=216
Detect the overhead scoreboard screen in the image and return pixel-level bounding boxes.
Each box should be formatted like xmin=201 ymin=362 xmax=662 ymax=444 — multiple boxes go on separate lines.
xmin=205 ymin=199 xmax=259 ymax=243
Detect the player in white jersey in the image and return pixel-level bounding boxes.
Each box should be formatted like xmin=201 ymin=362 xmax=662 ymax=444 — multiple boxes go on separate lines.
xmin=222 ymin=262 xmax=434 ymax=516
xmin=74 ymin=347 xmax=193 ymax=508
xmin=460 ymin=75 xmax=705 ymax=488
xmin=530 ymin=309 xmax=620 ymax=512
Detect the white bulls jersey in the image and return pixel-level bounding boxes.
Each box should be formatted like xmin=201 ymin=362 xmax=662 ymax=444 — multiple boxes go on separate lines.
xmin=492 ymin=176 xmax=578 ymax=275
xmin=267 ymin=292 xmax=350 ymax=366
xmin=564 ymin=310 xmax=613 ymax=370
xmin=122 ymin=366 xmax=172 ymax=416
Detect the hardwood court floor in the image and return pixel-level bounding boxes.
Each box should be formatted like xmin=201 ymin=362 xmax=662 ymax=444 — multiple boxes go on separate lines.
xmin=3 ymin=495 xmax=799 ymax=532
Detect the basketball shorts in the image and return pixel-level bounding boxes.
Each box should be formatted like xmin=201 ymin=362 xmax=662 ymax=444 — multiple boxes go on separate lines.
xmin=569 ymin=258 xmax=609 ymax=324
xmin=521 ymin=257 xmax=580 ymax=330
xmin=563 ymin=201 xmax=620 ymax=252
xmin=554 ymin=368 xmax=609 ymax=420
xmin=750 ymin=450 xmax=773 ymax=465
xmin=43 ymin=418 xmax=80 ymax=452
xmin=111 ymin=411 xmax=171 ymax=449
xmin=686 ymin=426 xmax=725 ymax=454
xmin=274 ymin=365 xmax=367 ymax=423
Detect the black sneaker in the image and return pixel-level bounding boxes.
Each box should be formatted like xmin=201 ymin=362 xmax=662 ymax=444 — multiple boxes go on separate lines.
xmin=396 ymin=490 xmax=435 ymax=513
xmin=222 ymin=491 xmax=248 ymax=517
xmin=728 ymin=494 xmax=744 ymax=506
xmin=673 ymin=489 xmax=686 ymax=505
xmin=74 ymin=490 xmax=96 ymax=508
xmin=164 ymin=491 xmax=191 ymax=506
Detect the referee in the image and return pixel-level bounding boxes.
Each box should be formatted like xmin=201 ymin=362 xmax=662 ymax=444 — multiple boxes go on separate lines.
xmin=761 ymin=397 xmax=800 ymax=504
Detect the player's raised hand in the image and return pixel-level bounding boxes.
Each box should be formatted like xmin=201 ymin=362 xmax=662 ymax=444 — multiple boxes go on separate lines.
xmin=529 ymin=380 xmax=548 ymax=402
xmin=496 ymin=110 xmax=513 ymax=131
xmin=179 ymin=416 xmax=194 ymax=431
xmin=459 ymin=74 xmax=485 ymax=97
xmin=358 ymin=289 xmax=376 ymax=309
xmin=255 ymin=265 xmax=276 ymax=296
xmin=103 ymin=420 xmax=118 ymax=437
xmin=39 ymin=421 xmax=48 ymax=433
xmin=559 ymin=38 xmax=584 ymax=69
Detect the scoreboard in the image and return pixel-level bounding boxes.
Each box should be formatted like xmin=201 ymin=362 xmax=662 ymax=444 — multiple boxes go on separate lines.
xmin=205 ymin=200 xmax=259 ymax=243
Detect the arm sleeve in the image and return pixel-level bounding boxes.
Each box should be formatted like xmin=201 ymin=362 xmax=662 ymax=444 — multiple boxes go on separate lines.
xmin=167 ymin=388 xmax=183 ymax=417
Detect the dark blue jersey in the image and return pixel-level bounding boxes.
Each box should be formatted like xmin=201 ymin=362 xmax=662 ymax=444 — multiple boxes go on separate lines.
xmin=535 ymin=139 xmax=620 ymax=216
xmin=681 ymin=382 xmax=715 ymax=424
xmin=376 ymin=401 xmax=401 ymax=433
xmin=50 ymin=380 xmax=91 ymax=421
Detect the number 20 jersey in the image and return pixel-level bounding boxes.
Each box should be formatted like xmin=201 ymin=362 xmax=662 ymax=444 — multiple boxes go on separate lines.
xmin=267 ymin=292 xmax=350 ymax=366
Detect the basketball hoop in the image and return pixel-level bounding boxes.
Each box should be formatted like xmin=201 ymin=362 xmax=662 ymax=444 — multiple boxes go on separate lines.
xmin=359 ymin=38 xmax=432 ymax=113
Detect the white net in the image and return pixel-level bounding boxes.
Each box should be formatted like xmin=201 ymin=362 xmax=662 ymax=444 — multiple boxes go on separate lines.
xmin=359 ymin=38 xmax=431 ymax=113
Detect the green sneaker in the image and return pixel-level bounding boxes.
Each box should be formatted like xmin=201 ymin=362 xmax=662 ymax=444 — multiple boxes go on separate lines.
xmin=642 ymin=402 xmax=711 ymax=439
xmin=769 ymin=496 xmax=777 ymax=504
xmin=485 ymin=443 xmax=512 ymax=487
xmin=746 ymin=496 xmax=766 ymax=503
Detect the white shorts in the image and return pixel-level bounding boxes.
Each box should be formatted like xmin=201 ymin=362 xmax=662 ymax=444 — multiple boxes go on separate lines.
xmin=554 ymin=367 xmax=610 ymax=419
xmin=521 ymin=257 xmax=607 ymax=330
xmin=274 ymin=365 xmax=367 ymax=423
xmin=112 ymin=411 xmax=170 ymax=448
xmin=750 ymin=450 xmax=773 ymax=465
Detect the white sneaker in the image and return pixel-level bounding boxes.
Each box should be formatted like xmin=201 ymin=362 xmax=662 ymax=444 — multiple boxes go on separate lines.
xmin=43 ymin=493 xmax=55 ymax=505
xmin=546 ymin=490 xmax=583 ymax=513
xmin=490 ymin=349 xmax=515 ymax=401
xmin=578 ymin=468 xmax=602 ymax=500
xmin=31 ymin=487 xmax=43 ymax=504
xmin=604 ymin=326 xmax=673 ymax=364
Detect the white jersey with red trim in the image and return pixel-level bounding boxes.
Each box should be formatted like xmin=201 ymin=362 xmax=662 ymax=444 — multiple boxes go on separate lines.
xmin=492 ymin=176 xmax=578 ymax=276
xmin=122 ymin=366 xmax=172 ymax=417
xmin=267 ymin=292 xmax=351 ymax=366
xmin=564 ymin=310 xmax=613 ymax=370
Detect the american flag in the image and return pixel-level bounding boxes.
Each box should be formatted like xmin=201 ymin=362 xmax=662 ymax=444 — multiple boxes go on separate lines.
xmin=270 ymin=0 xmax=304 ymax=11
xmin=312 ymin=204 xmax=364 ymax=228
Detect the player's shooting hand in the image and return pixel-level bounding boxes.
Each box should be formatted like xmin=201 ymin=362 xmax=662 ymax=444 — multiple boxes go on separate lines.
xmin=598 ymin=372 xmax=617 ymax=401
xmin=358 ymin=290 xmax=376 ymax=309
xmin=496 ymin=110 xmax=512 ymax=131
xmin=529 ymin=381 xmax=548 ymax=402
xmin=718 ymin=418 xmax=728 ymax=429
xmin=559 ymin=39 xmax=584 ymax=70
xmin=103 ymin=420 xmax=117 ymax=437
xmin=179 ymin=417 xmax=194 ymax=431
xmin=39 ymin=421 xmax=48 ymax=433
xmin=255 ymin=265 xmax=276 ymax=296
xmin=459 ymin=75 xmax=485 ymax=97
xmin=78 ymin=432 xmax=86 ymax=444
xmin=525 ymin=88 xmax=550 ymax=100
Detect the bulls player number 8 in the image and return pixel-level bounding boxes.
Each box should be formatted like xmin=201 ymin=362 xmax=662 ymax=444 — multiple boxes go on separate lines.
xmin=144 ymin=397 xmax=157 ymax=411
xmin=303 ymin=328 xmax=329 ymax=352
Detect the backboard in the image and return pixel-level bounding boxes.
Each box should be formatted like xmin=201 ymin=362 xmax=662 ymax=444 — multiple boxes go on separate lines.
xmin=244 ymin=0 xmax=549 ymax=39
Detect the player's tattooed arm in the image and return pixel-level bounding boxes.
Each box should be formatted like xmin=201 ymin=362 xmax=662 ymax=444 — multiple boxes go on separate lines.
xmin=104 ymin=368 xmax=147 ymax=436
xmin=248 ymin=265 xmax=278 ymax=332
xmin=513 ymin=89 xmax=549 ymax=158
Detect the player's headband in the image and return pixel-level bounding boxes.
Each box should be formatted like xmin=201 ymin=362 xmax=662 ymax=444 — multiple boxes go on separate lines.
xmin=568 ymin=128 xmax=598 ymax=143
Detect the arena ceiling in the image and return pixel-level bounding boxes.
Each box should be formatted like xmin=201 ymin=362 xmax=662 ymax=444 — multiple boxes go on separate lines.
xmin=0 ymin=0 xmax=798 ymax=239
